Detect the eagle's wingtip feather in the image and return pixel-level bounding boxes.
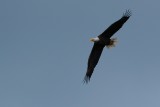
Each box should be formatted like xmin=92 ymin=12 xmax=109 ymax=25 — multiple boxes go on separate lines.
xmin=123 ymin=9 xmax=132 ymax=17
xmin=83 ymin=76 xmax=90 ymax=84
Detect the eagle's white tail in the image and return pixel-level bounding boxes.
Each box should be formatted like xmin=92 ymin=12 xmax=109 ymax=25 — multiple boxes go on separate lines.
xmin=106 ymin=38 xmax=118 ymax=48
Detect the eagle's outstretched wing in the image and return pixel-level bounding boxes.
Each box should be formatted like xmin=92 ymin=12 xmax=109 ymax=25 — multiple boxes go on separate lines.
xmin=84 ymin=43 xmax=105 ymax=83
xmin=99 ymin=10 xmax=131 ymax=39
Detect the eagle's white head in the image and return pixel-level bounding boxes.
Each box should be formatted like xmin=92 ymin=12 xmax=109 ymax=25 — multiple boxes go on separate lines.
xmin=90 ymin=37 xmax=100 ymax=42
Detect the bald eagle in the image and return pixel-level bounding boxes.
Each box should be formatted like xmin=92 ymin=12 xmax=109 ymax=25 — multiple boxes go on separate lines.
xmin=84 ymin=10 xmax=131 ymax=83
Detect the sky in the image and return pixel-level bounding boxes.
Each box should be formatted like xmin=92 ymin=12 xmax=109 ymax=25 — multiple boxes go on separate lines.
xmin=0 ymin=0 xmax=160 ymax=107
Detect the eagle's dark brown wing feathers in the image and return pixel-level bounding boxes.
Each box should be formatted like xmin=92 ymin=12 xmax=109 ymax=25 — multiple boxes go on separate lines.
xmin=99 ymin=10 xmax=131 ymax=39
xmin=84 ymin=43 xmax=105 ymax=83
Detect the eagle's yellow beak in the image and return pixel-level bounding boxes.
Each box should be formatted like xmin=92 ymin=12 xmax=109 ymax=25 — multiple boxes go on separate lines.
xmin=90 ymin=38 xmax=94 ymax=42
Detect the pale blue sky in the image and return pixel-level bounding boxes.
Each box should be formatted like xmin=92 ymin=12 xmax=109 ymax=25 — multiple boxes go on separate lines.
xmin=0 ymin=0 xmax=160 ymax=107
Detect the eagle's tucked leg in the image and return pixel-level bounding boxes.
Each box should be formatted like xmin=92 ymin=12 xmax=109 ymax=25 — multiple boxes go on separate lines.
xmin=106 ymin=38 xmax=117 ymax=48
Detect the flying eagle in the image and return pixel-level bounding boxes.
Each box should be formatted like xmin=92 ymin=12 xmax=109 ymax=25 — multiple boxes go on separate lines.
xmin=84 ymin=10 xmax=131 ymax=83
